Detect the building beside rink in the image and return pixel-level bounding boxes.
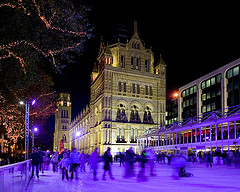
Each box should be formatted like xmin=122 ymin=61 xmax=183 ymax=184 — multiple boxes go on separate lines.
xmin=140 ymin=57 xmax=240 ymax=156
xmin=137 ymin=104 xmax=240 ymax=155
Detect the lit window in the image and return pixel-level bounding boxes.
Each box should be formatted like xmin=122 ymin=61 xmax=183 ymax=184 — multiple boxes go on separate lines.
xmin=227 ymin=69 xmax=232 ymax=78
xmin=202 ymin=105 xmax=206 ymax=113
xmin=207 ymin=104 xmax=211 ymax=112
xmin=212 ymin=102 xmax=216 ymax=111
xmin=206 ymin=79 xmax=211 ymax=87
xmin=233 ymin=66 xmax=239 ymax=76
xmin=216 ymin=74 xmax=221 ymax=83
xmin=207 ymin=92 xmax=211 ymax=99
xmin=211 ymin=77 xmax=215 ymax=85
xmin=201 ymin=82 xmax=206 ymax=89
xmin=194 ymin=85 xmax=197 ymax=93
xmin=182 ymin=91 xmax=185 ymax=97
xmin=190 ymin=87 xmax=193 ymax=94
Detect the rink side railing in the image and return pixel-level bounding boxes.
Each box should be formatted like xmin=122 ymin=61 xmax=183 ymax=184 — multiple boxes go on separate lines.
xmin=0 ymin=160 xmax=32 ymax=192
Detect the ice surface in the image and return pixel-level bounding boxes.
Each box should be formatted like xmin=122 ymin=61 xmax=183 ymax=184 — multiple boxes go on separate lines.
xmin=26 ymin=162 xmax=240 ymax=192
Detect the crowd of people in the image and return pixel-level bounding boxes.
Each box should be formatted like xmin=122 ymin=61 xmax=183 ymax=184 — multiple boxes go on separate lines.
xmin=28 ymin=146 xmax=240 ymax=182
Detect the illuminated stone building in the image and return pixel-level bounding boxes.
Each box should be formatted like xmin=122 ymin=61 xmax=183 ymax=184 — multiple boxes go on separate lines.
xmin=54 ymin=22 xmax=166 ymax=155
xmin=53 ymin=93 xmax=71 ymax=151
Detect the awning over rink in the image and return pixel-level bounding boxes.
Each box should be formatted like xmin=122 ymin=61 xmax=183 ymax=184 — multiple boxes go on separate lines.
xmin=138 ymin=104 xmax=240 ymax=139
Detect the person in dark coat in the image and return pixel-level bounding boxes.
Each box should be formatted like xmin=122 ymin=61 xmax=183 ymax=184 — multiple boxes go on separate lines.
xmin=102 ymin=147 xmax=114 ymax=180
xmin=206 ymin=152 xmax=212 ymax=167
xmin=124 ymin=147 xmax=135 ymax=178
xmin=137 ymin=149 xmax=148 ymax=182
xmin=30 ymin=147 xmax=41 ymax=179
xmin=38 ymin=147 xmax=45 ymax=174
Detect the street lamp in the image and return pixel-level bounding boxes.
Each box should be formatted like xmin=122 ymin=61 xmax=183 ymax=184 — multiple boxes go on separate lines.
xmin=32 ymin=127 xmax=38 ymax=152
xmin=20 ymin=99 xmax=36 ymax=160
xmin=173 ymin=92 xmax=179 ymax=98
xmin=76 ymin=131 xmax=80 ymax=151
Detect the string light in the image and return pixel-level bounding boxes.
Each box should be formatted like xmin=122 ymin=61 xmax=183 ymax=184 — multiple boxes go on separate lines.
xmin=0 ymin=0 xmax=88 ymax=72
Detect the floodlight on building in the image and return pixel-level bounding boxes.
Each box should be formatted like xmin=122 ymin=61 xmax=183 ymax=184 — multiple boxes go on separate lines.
xmin=76 ymin=131 xmax=80 ymax=137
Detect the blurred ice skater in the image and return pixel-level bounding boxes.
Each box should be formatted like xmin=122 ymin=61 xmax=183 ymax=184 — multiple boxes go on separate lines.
xmin=89 ymin=148 xmax=100 ymax=181
xmin=102 ymin=147 xmax=115 ymax=181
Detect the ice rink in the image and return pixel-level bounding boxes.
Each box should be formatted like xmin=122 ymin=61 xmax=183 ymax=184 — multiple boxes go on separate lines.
xmin=27 ymin=162 xmax=240 ymax=192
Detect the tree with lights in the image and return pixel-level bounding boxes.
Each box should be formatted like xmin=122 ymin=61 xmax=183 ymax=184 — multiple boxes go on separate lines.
xmin=0 ymin=0 xmax=92 ymax=146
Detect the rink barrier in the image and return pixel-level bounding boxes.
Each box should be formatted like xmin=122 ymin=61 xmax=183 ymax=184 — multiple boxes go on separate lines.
xmin=0 ymin=160 xmax=32 ymax=192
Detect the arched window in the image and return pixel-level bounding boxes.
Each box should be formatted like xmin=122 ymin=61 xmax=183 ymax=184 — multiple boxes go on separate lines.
xmin=143 ymin=106 xmax=154 ymax=124
xmin=62 ymin=134 xmax=67 ymax=142
xmin=120 ymin=55 xmax=125 ymax=68
xmin=136 ymin=57 xmax=140 ymax=70
xmin=131 ymin=57 xmax=134 ymax=69
xmin=116 ymin=104 xmax=127 ymax=122
xmin=130 ymin=105 xmax=141 ymax=123
xmin=132 ymin=42 xmax=135 ymax=48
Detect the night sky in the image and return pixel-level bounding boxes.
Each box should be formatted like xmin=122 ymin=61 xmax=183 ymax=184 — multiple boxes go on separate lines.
xmin=42 ymin=1 xmax=240 ymax=149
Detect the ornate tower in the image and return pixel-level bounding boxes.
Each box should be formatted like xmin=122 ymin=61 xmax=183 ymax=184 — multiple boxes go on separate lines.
xmin=53 ymin=93 xmax=71 ymax=151
xmin=67 ymin=21 xmax=166 ymax=155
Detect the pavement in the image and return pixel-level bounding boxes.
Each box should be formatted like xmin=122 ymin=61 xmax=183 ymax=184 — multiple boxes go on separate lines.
xmin=26 ymin=162 xmax=240 ymax=192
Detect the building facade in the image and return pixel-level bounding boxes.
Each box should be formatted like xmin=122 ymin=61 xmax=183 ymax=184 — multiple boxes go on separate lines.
xmin=54 ymin=22 xmax=166 ymax=155
xmin=139 ymin=58 xmax=240 ymax=155
xmin=179 ymin=58 xmax=240 ymax=121
xmin=53 ymin=93 xmax=71 ymax=151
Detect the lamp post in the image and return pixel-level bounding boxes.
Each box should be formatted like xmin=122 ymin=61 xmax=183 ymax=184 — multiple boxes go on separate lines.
xmin=20 ymin=99 xmax=36 ymax=160
xmin=32 ymin=127 xmax=38 ymax=152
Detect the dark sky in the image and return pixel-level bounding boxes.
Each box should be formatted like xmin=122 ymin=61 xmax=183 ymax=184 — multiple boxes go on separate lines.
xmin=65 ymin=1 xmax=240 ymax=118
xmin=44 ymin=1 xmax=240 ymax=149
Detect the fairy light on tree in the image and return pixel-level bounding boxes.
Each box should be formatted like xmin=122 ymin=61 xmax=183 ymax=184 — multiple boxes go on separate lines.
xmin=0 ymin=0 xmax=92 ymax=149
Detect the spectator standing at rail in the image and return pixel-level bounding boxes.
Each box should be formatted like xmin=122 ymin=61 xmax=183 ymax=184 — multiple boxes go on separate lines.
xmin=30 ymin=147 xmax=41 ymax=179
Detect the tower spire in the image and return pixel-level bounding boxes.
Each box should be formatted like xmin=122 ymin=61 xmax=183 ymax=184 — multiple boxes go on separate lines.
xmin=134 ymin=20 xmax=138 ymax=34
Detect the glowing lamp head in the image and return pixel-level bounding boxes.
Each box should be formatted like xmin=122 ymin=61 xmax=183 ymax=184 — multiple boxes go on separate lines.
xmin=173 ymin=92 xmax=179 ymax=98
xmin=31 ymin=99 xmax=36 ymax=105
xmin=33 ymin=127 xmax=38 ymax=132
xmin=76 ymin=131 xmax=80 ymax=137
xmin=19 ymin=101 xmax=24 ymax=105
